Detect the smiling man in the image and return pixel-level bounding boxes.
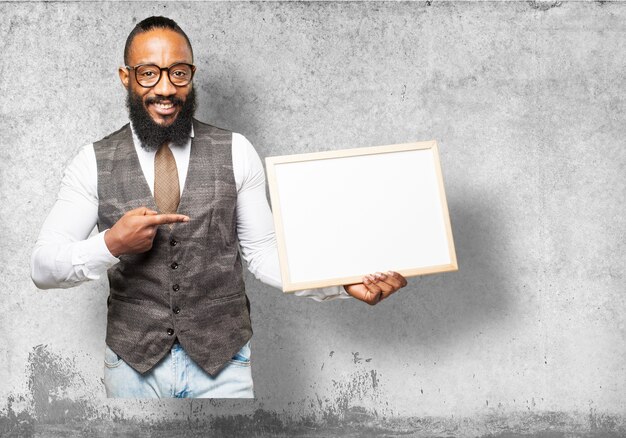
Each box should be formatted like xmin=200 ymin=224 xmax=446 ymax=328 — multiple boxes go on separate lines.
xmin=31 ymin=16 xmax=407 ymax=398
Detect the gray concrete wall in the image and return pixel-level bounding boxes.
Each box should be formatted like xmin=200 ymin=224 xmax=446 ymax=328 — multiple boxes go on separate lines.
xmin=1 ymin=1 xmax=625 ymax=436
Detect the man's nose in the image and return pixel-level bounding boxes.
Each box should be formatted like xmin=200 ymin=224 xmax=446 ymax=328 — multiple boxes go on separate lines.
xmin=153 ymin=71 xmax=176 ymax=96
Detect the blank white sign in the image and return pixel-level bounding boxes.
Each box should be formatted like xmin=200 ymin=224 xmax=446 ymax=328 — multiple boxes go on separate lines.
xmin=266 ymin=141 xmax=457 ymax=292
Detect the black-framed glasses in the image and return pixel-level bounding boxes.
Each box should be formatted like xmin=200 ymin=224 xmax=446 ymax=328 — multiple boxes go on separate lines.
xmin=126 ymin=62 xmax=196 ymax=88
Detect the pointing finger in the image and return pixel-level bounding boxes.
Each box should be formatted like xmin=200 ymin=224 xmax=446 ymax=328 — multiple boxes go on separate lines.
xmin=146 ymin=214 xmax=190 ymax=226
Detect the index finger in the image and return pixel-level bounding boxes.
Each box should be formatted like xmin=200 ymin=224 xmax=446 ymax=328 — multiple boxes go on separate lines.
xmin=145 ymin=214 xmax=190 ymax=225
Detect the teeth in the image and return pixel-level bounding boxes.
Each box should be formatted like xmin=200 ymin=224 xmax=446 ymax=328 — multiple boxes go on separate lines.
xmin=155 ymin=102 xmax=174 ymax=109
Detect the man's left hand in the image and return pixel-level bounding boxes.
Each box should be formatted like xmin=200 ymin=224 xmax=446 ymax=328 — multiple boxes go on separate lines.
xmin=343 ymin=271 xmax=408 ymax=305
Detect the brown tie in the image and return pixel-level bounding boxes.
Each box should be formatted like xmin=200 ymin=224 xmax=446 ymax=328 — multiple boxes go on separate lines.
xmin=154 ymin=144 xmax=180 ymax=214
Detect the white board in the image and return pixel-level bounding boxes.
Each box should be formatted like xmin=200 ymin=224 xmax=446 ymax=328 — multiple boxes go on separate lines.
xmin=265 ymin=141 xmax=457 ymax=292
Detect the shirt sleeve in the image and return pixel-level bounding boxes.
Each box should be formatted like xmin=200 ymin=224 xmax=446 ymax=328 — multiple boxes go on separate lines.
xmin=232 ymin=133 xmax=350 ymax=302
xmin=30 ymin=144 xmax=119 ymax=289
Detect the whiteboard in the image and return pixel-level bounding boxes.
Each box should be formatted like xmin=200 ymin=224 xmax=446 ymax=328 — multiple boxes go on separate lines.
xmin=265 ymin=141 xmax=457 ymax=292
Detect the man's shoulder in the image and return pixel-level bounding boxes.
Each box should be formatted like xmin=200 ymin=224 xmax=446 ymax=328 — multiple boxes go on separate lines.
xmin=93 ymin=124 xmax=132 ymax=148
xmin=91 ymin=124 xmax=133 ymax=169
xmin=193 ymin=120 xmax=253 ymax=154
xmin=192 ymin=119 xmax=233 ymax=140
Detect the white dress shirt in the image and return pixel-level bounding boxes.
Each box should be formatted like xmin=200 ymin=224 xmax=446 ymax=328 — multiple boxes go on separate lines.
xmin=31 ymin=126 xmax=349 ymax=301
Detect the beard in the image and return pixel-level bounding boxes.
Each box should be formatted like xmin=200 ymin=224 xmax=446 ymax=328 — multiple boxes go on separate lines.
xmin=126 ymin=86 xmax=197 ymax=151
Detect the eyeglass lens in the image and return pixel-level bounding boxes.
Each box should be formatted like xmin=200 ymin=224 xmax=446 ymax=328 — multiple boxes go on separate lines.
xmin=135 ymin=64 xmax=193 ymax=87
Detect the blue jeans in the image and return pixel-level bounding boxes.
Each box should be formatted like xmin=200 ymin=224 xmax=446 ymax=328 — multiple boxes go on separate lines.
xmin=103 ymin=341 xmax=254 ymax=398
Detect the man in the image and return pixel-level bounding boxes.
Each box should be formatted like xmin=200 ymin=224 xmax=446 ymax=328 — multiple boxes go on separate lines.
xmin=31 ymin=16 xmax=407 ymax=398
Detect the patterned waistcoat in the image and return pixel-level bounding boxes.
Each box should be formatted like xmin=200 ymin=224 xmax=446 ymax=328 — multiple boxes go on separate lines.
xmin=94 ymin=119 xmax=252 ymax=375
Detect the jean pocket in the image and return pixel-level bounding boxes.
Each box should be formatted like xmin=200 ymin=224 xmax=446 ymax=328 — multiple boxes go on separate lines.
xmin=228 ymin=341 xmax=251 ymax=367
xmin=104 ymin=345 xmax=123 ymax=368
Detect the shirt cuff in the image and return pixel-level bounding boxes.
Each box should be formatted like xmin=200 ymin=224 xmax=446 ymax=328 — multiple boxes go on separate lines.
xmin=70 ymin=230 xmax=119 ymax=279
xmin=293 ymin=286 xmax=352 ymax=302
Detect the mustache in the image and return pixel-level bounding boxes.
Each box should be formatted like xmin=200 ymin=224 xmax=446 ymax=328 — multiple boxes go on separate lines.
xmin=145 ymin=95 xmax=184 ymax=106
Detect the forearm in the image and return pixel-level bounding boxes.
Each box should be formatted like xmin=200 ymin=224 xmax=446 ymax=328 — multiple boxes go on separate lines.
xmin=31 ymin=143 xmax=119 ymax=290
xmin=31 ymin=230 xmax=118 ymax=289
xmin=233 ymin=134 xmax=349 ymax=301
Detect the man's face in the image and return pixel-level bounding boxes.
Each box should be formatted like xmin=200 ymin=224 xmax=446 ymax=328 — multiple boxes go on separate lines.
xmin=119 ymin=28 xmax=194 ymax=126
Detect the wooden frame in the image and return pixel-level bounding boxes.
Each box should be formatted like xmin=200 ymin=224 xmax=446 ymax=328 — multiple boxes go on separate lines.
xmin=265 ymin=141 xmax=457 ymax=292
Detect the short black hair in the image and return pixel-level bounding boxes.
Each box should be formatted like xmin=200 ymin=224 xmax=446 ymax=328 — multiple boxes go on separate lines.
xmin=124 ymin=16 xmax=193 ymax=65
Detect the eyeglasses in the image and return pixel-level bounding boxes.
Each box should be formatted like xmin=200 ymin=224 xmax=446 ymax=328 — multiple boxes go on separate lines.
xmin=125 ymin=62 xmax=196 ymax=88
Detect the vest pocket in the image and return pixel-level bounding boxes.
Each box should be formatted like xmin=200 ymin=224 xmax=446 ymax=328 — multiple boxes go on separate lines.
xmin=209 ymin=290 xmax=245 ymax=305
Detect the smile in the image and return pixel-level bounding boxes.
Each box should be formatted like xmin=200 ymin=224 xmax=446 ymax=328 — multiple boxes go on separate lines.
xmin=155 ymin=102 xmax=174 ymax=109
xmin=149 ymin=101 xmax=178 ymax=116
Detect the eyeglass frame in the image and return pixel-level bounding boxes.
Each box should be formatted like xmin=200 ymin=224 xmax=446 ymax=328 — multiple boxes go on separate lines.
xmin=125 ymin=62 xmax=196 ymax=88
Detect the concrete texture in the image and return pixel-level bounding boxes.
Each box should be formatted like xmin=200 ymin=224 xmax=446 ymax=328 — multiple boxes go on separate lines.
xmin=1 ymin=1 xmax=625 ymax=436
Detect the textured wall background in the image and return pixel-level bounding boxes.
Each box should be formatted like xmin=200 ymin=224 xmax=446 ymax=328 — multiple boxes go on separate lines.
xmin=1 ymin=1 xmax=625 ymax=436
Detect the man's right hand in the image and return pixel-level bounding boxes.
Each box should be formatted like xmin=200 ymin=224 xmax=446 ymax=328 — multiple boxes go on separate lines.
xmin=104 ymin=207 xmax=190 ymax=257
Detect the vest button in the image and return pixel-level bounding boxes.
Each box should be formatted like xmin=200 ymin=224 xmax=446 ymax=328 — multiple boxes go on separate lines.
xmin=172 ymin=284 xmax=180 ymax=292
xmin=173 ymin=306 xmax=181 ymax=315
xmin=170 ymin=239 xmax=178 ymax=246
xmin=171 ymin=262 xmax=179 ymax=270
xmin=166 ymin=328 xmax=174 ymax=336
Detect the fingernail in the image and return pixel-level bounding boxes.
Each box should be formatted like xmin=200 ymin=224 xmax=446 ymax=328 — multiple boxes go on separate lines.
xmin=364 ymin=278 xmax=371 ymax=285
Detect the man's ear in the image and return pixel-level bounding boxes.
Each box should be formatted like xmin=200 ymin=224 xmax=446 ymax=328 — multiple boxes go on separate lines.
xmin=118 ymin=66 xmax=129 ymax=88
